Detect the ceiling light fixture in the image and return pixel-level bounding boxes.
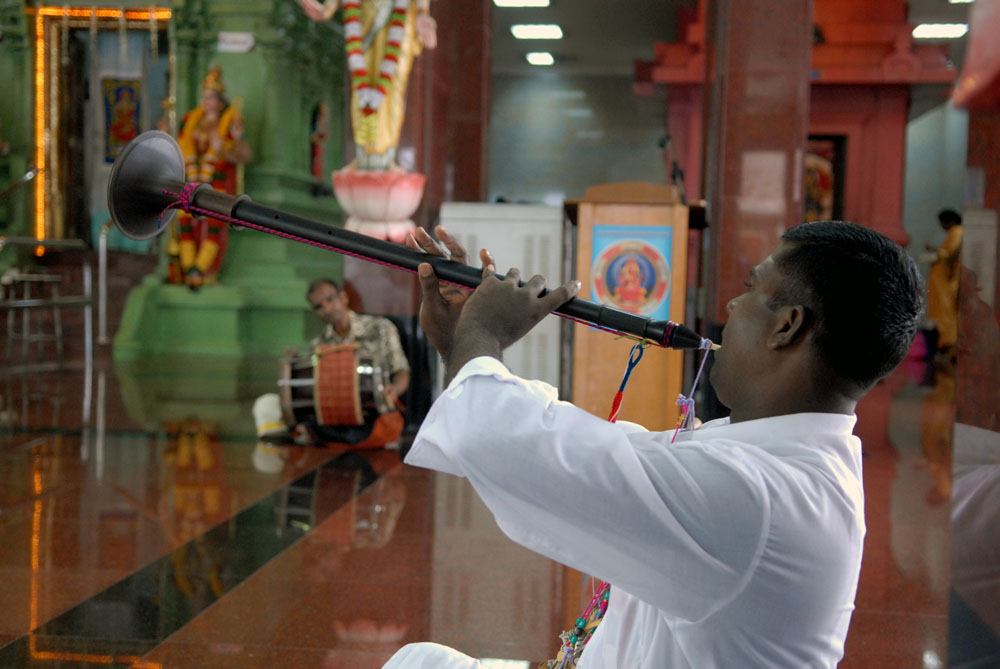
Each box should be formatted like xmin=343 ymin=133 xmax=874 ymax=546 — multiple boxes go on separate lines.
xmin=526 ymin=51 xmax=554 ymax=65
xmin=494 ymin=0 xmax=549 ymax=6
xmin=511 ymin=24 xmax=563 ymax=39
xmin=947 ymin=0 xmax=974 ymax=4
xmin=912 ymin=23 xmax=969 ymax=38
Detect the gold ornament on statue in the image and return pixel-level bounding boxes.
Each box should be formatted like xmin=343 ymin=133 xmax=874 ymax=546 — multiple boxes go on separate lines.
xmin=203 ymin=64 xmax=226 ymax=95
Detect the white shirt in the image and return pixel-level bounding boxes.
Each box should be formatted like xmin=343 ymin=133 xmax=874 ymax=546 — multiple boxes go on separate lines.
xmin=405 ymin=357 xmax=866 ymax=668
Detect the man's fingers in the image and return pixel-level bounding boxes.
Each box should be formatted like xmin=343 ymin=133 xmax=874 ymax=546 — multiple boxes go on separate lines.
xmin=417 ymin=263 xmax=443 ymax=301
xmin=479 ymin=248 xmax=495 ymax=272
xmin=434 ymin=226 xmax=468 ymax=263
xmin=411 ymin=227 xmax=449 ymax=258
xmin=540 ymin=280 xmax=582 ymax=312
xmin=525 ymin=274 xmax=547 ymax=295
xmin=504 ymin=267 xmax=522 ymax=284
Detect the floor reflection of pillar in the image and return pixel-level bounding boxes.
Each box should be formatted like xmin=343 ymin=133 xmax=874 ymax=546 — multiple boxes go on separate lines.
xmin=428 ymin=473 xmax=561 ymax=662
xmin=842 ymin=363 xmax=949 ymax=667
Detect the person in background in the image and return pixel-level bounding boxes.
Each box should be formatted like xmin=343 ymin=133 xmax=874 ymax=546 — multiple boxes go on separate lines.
xmin=254 ymin=278 xmax=410 ymax=449
xmin=925 ymin=208 xmax=963 ymax=356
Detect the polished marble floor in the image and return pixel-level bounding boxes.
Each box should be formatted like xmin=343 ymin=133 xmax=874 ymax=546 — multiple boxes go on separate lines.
xmin=0 ymin=290 xmax=994 ymax=667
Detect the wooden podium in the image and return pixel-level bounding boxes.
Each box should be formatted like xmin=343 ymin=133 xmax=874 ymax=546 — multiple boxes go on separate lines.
xmin=569 ymin=182 xmax=689 ymax=431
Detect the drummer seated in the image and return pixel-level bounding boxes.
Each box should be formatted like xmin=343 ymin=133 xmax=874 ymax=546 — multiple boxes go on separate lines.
xmin=253 ymin=277 xmax=411 ymax=449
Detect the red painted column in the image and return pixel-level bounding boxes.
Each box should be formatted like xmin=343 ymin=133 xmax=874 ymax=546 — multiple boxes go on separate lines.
xmin=967 ymin=110 xmax=1000 ymax=315
xmin=701 ymin=0 xmax=814 ymax=325
xmin=665 ymin=85 xmax=703 ymax=201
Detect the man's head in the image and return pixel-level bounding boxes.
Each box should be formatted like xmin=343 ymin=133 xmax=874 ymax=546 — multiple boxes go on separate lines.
xmin=938 ymin=208 xmax=962 ymax=230
xmin=711 ymin=221 xmax=923 ymax=415
xmin=772 ymin=221 xmax=923 ymax=391
xmin=307 ymin=278 xmax=349 ymax=327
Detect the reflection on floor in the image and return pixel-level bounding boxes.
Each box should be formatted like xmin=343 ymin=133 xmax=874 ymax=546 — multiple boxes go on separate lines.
xmin=0 ymin=350 xmax=961 ymax=667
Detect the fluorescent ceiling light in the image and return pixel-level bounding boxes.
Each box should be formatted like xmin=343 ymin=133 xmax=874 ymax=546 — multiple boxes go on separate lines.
xmin=948 ymin=0 xmax=974 ymax=4
xmin=526 ymin=51 xmax=554 ymax=65
xmin=511 ymin=24 xmax=563 ymax=39
xmin=912 ymin=23 xmax=969 ymax=38
xmin=494 ymin=0 xmax=549 ymax=6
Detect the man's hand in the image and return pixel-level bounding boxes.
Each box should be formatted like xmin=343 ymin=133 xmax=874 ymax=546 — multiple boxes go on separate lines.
xmin=407 ymin=226 xmax=493 ymax=360
xmin=384 ymin=370 xmax=410 ymax=408
xmin=456 ymin=267 xmax=581 ymax=352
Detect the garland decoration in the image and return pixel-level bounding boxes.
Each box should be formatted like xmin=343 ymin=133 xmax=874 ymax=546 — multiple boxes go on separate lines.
xmin=344 ymin=0 xmax=410 ymax=117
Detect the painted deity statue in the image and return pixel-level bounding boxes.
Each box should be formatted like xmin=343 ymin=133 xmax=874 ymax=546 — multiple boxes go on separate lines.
xmin=299 ymin=0 xmax=436 ymax=170
xmin=168 ymin=65 xmax=252 ymax=289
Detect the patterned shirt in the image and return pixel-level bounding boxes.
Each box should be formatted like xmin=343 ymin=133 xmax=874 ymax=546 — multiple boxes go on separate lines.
xmin=312 ymin=311 xmax=410 ymax=379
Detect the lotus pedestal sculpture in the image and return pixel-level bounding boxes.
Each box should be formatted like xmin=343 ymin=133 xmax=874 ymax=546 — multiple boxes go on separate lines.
xmin=332 ymin=169 xmax=426 ymax=244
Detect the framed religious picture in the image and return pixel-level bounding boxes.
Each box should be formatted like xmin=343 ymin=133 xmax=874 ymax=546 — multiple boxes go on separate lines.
xmin=571 ymin=184 xmax=688 ymax=431
xmin=805 ymin=135 xmax=845 ymax=222
xmin=591 ymin=224 xmax=673 ymax=320
xmin=104 ymin=78 xmax=142 ymax=162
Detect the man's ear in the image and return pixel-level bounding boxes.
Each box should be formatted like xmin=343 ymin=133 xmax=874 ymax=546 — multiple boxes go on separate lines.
xmin=767 ymin=304 xmax=808 ymax=349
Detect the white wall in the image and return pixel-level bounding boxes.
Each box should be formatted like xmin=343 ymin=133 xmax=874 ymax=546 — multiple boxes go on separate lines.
xmin=489 ymin=74 xmax=669 ymax=205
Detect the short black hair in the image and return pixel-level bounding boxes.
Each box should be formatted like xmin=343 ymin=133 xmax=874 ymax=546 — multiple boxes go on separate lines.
xmin=774 ymin=221 xmax=923 ymax=392
xmin=306 ymin=277 xmax=341 ymax=301
xmin=938 ymin=209 xmax=962 ymax=226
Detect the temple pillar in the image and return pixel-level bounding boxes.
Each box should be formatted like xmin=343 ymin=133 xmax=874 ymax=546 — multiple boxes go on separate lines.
xmin=0 ymin=0 xmax=34 ymax=265
xmin=966 ymin=111 xmax=1000 ymax=313
xmin=702 ymin=0 xmax=814 ymax=326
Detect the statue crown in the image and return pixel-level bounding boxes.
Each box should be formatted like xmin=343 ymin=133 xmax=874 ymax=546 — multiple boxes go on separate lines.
xmin=203 ymin=65 xmax=226 ymax=94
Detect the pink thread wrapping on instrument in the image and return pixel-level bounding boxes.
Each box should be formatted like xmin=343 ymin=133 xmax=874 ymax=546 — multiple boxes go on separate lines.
xmin=671 ymin=337 xmax=713 ymax=443
xmin=159 ymin=185 xmax=673 ymax=347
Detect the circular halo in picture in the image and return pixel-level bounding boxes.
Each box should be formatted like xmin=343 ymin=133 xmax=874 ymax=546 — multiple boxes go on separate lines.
xmin=592 ymin=240 xmax=671 ymax=316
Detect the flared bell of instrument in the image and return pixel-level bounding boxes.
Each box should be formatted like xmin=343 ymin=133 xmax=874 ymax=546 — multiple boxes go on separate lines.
xmin=107 ymin=130 xmax=187 ymax=240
